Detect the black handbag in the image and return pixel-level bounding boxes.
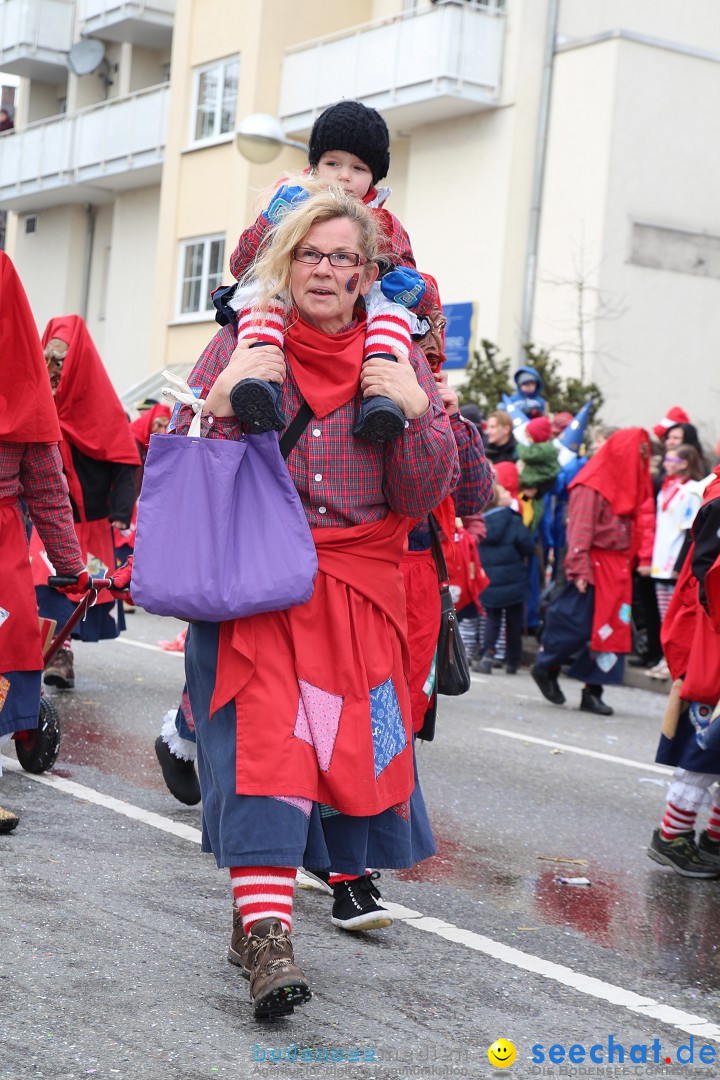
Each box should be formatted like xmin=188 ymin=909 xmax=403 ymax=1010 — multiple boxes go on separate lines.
xmin=417 ymin=514 xmax=472 ymax=742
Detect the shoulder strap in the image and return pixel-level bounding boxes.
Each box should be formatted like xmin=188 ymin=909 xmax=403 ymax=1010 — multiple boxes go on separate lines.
xmin=428 ymin=512 xmax=450 ymax=586
xmin=279 ymin=399 xmax=314 ymax=460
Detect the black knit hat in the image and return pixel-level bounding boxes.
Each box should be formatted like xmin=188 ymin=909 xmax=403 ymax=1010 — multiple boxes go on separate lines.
xmin=308 ymin=100 xmax=390 ymax=185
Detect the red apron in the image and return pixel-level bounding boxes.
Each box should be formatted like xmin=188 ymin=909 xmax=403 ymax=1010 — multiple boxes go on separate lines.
xmin=589 ymin=547 xmax=633 ymax=654
xmin=211 ymin=512 xmax=415 ymax=817
xmin=0 ymin=497 xmax=44 ymax=672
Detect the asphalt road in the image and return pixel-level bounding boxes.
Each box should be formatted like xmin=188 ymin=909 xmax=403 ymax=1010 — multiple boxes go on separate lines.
xmin=2 ymin=610 xmax=719 ymax=1080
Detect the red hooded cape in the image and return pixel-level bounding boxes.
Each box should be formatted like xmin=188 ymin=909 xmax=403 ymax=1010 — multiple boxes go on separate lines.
xmin=0 ymin=253 xmax=60 ymax=443
xmin=41 ymin=316 xmax=140 ymax=521
xmin=130 ymin=404 xmax=172 ymax=452
xmin=569 ymin=427 xmax=652 ymax=516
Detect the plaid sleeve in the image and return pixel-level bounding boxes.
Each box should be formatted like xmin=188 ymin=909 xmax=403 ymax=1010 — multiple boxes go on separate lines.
xmin=383 ymin=213 xmax=439 ymax=318
xmin=229 ymin=214 xmax=272 ymax=282
xmin=20 ymin=443 xmax=85 ymax=574
xmin=382 ymin=347 xmax=459 ymax=518
xmin=450 ymin=415 xmax=494 ymax=516
xmin=564 ymin=485 xmax=597 ymax=582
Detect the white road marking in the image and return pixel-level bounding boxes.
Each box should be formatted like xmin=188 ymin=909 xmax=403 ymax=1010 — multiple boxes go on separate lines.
xmin=2 ymin=756 xmax=200 ymax=843
xmin=483 ymin=727 xmax=673 ymax=775
xmin=4 ymin=753 xmax=714 ymax=1044
xmin=117 ymin=638 xmax=185 ymax=657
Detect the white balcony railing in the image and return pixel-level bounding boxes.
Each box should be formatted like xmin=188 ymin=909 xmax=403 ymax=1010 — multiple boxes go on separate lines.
xmin=0 ymin=83 xmax=170 ymax=212
xmin=0 ymin=0 xmax=75 ymax=82
xmin=78 ymin=0 xmax=176 ymax=46
xmin=279 ymin=0 xmax=506 ymax=134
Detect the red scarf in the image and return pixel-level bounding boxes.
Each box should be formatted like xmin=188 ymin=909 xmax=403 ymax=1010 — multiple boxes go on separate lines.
xmin=0 ymin=252 xmax=60 ymax=443
xmin=284 ymin=311 xmax=366 ymax=419
xmin=569 ymin=427 xmax=651 ymax=517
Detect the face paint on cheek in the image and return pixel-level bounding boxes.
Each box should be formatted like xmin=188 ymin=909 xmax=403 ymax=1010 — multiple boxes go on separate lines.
xmin=345 ymin=274 xmax=359 ymax=293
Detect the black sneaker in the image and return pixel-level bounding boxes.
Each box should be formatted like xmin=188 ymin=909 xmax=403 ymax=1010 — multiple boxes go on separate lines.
xmin=530 ymin=663 xmax=565 ymax=705
xmin=505 ymin=664 xmax=518 ymax=675
xmin=229 ymin=378 xmax=286 ymax=432
xmin=297 ymin=867 xmax=333 ymax=896
xmin=472 ymin=656 xmax=492 ymax=675
xmin=698 ymin=830 xmax=720 ymax=867
xmin=579 ymin=688 xmax=614 ymax=716
xmin=331 ymin=872 xmax=393 ymax=931
xmin=154 ymin=736 xmax=201 ymax=806
xmin=647 ymin=828 xmax=720 ymax=878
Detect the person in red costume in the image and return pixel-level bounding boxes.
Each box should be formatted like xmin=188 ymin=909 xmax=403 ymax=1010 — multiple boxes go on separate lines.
xmin=37 ymin=316 xmax=140 ymax=689
xmin=530 ymin=428 xmax=652 ymax=716
xmin=647 ymin=465 xmax=720 ymax=877
xmin=171 ymin=189 xmax=459 ymax=1019
xmin=0 ymin=254 xmax=86 ymax=832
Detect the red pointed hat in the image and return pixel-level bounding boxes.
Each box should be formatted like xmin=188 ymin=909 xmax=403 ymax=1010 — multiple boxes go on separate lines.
xmin=42 ymin=315 xmax=140 ymax=466
xmin=653 ymin=405 xmax=690 ymax=439
xmin=0 ymin=252 xmax=61 ymax=442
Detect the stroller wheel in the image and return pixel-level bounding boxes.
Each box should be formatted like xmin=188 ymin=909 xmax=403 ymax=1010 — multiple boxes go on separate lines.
xmin=15 ymin=697 xmax=61 ymax=774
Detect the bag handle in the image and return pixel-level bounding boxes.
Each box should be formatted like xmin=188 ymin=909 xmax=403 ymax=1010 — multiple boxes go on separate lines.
xmin=161 ymin=370 xmax=206 ymax=438
xmin=161 ymin=368 xmax=314 ymax=454
xmin=428 ymin=512 xmax=450 ymax=588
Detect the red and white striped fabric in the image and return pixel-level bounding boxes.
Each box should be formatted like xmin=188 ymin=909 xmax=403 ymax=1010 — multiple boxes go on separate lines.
xmin=706 ymin=802 xmax=720 ymax=843
xmin=363 ymin=292 xmax=412 ymax=362
xmin=235 ymin=304 xmax=285 ymax=349
xmin=660 ymin=801 xmax=697 ymax=840
xmin=229 ymin=865 xmax=296 ymax=934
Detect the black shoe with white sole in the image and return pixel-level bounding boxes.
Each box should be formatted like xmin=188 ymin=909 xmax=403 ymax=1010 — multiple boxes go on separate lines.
xmin=331 ymin=872 xmax=393 ymax=931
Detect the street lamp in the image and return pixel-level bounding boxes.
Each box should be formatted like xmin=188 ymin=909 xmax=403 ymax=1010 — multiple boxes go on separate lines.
xmin=235 ymin=112 xmax=307 ymax=164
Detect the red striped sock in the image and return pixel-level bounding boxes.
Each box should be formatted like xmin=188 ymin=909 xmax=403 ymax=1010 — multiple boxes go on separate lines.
xmin=706 ymin=803 xmax=720 ymax=843
xmin=229 ymin=865 xmax=296 ymax=934
xmin=328 ymin=873 xmax=360 ymax=887
xmin=363 ymin=308 xmax=412 ymax=363
xmin=660 ymin=801 xmax=697 ymax=840
xmin=236 ymin=302 xmax=286 ymax=350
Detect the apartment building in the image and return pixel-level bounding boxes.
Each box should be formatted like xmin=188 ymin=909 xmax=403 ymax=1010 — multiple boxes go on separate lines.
xmin=2 ymin=0 xmax=719 ymax=437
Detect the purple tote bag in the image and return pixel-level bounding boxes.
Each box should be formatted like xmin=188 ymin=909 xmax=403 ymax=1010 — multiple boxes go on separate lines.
xmin=132 ymin=427 xmax=318 ymax=621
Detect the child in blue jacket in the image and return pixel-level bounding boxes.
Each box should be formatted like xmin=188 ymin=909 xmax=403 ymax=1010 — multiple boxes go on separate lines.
xmin=508 ymin=365 xmax=547 ymax=419
xmin=476 ymin=482 xmax=535 ymax=674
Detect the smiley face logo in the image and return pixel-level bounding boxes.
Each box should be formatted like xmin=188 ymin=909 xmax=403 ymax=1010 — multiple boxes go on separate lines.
xmin=488 ymin=1039 xmax=517 ymax=1068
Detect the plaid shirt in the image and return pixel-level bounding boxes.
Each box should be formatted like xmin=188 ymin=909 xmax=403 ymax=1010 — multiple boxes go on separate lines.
xmin=173 ymin=325 xmax=460 ymax=528
xmin=229 ymin=205 xmax=439 ymax=318
xmin=564 ymin=485 xmax=632 ymax=584
xmin=449 ymin=416 xmax=493 ymax=517
xmin=0 ymin=441 xmax=85 ymax=574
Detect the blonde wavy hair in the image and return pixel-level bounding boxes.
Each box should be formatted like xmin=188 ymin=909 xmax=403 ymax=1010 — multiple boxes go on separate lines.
xmin=243 ymin=180 xmax=380 ymax=315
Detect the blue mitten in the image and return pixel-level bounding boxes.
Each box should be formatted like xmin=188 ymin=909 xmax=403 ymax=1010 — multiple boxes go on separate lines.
xmin=264 ymin=184 xmax=310 ymax=225
xmin=380 ymin=266 xmax=426 ymax=308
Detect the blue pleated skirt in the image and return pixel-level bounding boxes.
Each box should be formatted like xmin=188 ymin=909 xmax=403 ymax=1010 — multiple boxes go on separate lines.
xmin=185 ymin=621 xmax=435 ymax=873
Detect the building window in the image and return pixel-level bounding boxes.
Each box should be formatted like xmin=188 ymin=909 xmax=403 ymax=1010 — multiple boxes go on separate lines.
xmin=192 ymin=57 xmax=239 ymax=142
xmin=177 ymin=235 xmax=225 ymax=317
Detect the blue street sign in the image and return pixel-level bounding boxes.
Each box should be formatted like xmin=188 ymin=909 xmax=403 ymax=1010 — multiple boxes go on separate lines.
xmin=442 ymin=302 xmax=475 ymax=369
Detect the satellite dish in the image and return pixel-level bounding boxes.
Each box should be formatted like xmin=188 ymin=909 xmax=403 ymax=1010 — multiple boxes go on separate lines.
xmin=66 ymin=38 xmax=106 ymax=77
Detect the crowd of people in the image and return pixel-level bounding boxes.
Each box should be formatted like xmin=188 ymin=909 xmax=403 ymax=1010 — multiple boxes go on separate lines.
xmin=2 ymin=97 xmax=720 ymax=1022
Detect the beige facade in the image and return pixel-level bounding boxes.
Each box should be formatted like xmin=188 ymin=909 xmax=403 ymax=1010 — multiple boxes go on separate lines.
xmin=2 ymin=0 xmax=719 ymax=444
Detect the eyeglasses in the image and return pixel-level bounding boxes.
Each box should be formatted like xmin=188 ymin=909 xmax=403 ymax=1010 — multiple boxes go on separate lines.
xmin=292 ymin=247 xmax=366 ymax=268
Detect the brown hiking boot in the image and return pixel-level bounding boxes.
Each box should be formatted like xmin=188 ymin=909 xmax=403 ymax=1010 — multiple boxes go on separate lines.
xmin=227 ymin=907 xmax=251 ymax=978
xmin=246 ymin=918 xmax=311 ymax=1018
xmin=44 ymin=646 xmax=75 ymax=689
